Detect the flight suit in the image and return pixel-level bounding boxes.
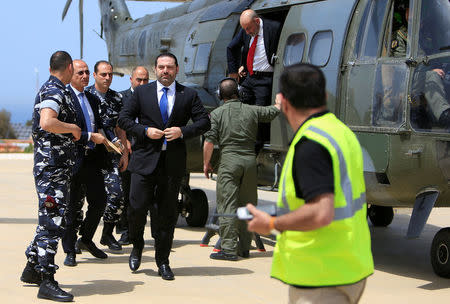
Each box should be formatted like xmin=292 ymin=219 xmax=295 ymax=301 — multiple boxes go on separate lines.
xmin=205 ymin=99 xmax=279 ymax=255
xmin=86 ymin=85 xmax=125 ymax=224
xmin=25 ymin=76 xmax=79 ymax=275
xmin=391 ymin=26 xmax=450 ymax=125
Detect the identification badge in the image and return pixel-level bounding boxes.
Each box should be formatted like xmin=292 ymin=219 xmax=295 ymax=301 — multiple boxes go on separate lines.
xmin=391 ymin=40 xmax=398 ymax=49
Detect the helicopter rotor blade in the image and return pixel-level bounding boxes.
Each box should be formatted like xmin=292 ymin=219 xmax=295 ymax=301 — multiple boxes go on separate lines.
xmin=62 ymin=0 xmax=73 ymax=21
xmin=79 ymin=0 xmax=84 ymax=58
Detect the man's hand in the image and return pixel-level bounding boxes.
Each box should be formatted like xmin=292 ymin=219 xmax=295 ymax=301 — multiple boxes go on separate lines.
xmin=164 ymin=127 xmax=182 ymax=141
xmin=126 ymin=139 xmax=132 ymax=154
xmin=146 ymin=127 xmax=164 ymax=139
xmin=246 ymin=204 xmax=272 ymax=235
xmin=238 ymin=66 xmax=247 ymax=78
xmin=72 ymin=125 xmax=81 ymax=142
xmin=433 ymin=68 xmax=445 ymax=79
xmin=203 ymin=162 xmax=213 ymax=179
xmin=118 ymin=153 xmax=129 ymax=172
xmin=90 ymin=133 xmax=107 ymax=145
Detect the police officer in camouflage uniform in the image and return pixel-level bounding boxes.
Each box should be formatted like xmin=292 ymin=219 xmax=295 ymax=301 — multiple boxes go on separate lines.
xmin=203 ymin=78 xmax=280 ymax=261
xmin=20 ymin=51 xmax=80 ymax=302
xmin=86 ymin=60 xmax=128 ymax=251
xmin=391 ymin=2 xmax=450 ymax=128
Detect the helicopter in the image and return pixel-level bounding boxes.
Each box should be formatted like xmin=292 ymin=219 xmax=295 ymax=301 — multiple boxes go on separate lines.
xmin=62 ymin=0 xmax=450 ymax=277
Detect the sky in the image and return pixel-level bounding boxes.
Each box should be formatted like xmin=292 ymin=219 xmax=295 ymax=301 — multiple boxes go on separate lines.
xmin=0 ymin=0 xmax=179 ymax=123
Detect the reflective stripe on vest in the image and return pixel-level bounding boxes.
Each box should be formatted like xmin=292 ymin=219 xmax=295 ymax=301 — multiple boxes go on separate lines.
xmin=281 ymin=125 xmax=366 ymax=221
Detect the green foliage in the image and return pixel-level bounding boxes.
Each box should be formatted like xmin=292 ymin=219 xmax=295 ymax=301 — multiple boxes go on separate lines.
xmin=23 ymin=143 xmax=34 ymax=153
xmin=0 ymin=109 xmax=17 ymax=139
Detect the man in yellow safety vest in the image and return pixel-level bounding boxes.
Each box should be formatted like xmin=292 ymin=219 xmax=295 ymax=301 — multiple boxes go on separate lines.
xmin=247 ymin=63 xmax=374 ymax=304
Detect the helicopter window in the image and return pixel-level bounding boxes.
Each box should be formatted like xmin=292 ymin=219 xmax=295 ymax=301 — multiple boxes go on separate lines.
xmin=418 ymin=0 xmax=450 ymax=56
xmin=355 ymin=0 xmax=389 ymax=59
xmin=309 ymin=31 xmax=333 ymax=67
xmin=283 ymin=33 xmax=306 ymax=66
xmin=373 ymin=64 xmax=407 ymax=126
xmin=410 ymin=57 xmax=450 ymax=133
xmin=193 ymin=43 xmax=212 ymax=73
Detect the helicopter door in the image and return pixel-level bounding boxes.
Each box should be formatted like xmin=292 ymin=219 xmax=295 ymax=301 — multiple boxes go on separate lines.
xmin=270 ymin=0 xmax=356 ymax=150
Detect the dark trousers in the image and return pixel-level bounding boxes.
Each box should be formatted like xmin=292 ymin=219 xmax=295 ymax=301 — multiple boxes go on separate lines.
xmin=128 ymin=152 xmax=181 ymax=267
xmin=62 ymin=151 xmax=107 ymax=253
xmin=240 ymin=74 xmax=273 ymax=151
xmin=117 ymin=169 xmax=131 ymax=233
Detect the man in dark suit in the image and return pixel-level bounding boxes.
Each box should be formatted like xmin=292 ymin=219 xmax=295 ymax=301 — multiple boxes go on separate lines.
xmin=227 ymin=9 xmax=281 ymax=151
xmin=62 ymin=59 xmax=109 ymax=267
xmin=116 ymin=66 xmax=150 ymax=246
xmin=118 ymin=53 xmax=210 ymax=280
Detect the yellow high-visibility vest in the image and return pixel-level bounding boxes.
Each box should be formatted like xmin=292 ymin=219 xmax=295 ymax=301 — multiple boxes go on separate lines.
xmin=271 ymin=112 xmax=374 ymax=287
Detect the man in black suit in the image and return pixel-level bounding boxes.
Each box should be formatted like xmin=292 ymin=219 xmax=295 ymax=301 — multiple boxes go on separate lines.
xmin=227 ymin=9 xmax=281 ymax=151
xmin=62 ymin=59 xmax=109 ymax=266
xmin=118 ymin=53 xmax=210 ymax=280
xmin=116 ymin=66 xmax=150 ymax=245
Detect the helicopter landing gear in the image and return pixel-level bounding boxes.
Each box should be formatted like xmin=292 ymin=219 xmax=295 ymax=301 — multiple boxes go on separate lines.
xmin=179 ymin=175 xmax=209 ymax=227
xmin=367 ymin=205 xmax=394 ymax=227
xmin=431 ymin=228 xmax=450 ymax=278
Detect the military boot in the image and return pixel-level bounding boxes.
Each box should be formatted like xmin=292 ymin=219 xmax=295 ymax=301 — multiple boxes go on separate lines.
xmin=37 ymin=273 xmax=74 ymax=302
xmin=20 ymin=262 xmax=42 ymax=285
xmin=100 ymin=222 xmax=122 ymax=251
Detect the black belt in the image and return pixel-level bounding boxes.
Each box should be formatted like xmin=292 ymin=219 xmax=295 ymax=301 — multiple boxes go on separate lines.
xmin=251 ymin=71 xmax=273 ymax=77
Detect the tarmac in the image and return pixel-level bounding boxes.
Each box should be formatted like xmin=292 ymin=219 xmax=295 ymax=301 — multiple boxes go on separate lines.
xmin=1 ymin=154 xmax=450 ymax=303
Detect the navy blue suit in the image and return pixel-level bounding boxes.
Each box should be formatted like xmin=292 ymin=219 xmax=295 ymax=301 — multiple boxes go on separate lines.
xmin=62 ymin=86 xmax=108 ymax=254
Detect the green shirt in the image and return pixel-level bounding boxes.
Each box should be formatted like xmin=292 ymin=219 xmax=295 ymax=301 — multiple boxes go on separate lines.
xmin=205 ymin=99 xmax=279 ymax=154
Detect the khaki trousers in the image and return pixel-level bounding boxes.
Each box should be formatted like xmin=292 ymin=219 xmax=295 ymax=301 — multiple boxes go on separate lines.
xmin=288 ymin=278 xmax=367 ymax=304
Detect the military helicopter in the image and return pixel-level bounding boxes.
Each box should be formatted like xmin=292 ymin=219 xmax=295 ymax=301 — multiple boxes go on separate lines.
xmin=62 ymin=0 xmax=450 ymax=277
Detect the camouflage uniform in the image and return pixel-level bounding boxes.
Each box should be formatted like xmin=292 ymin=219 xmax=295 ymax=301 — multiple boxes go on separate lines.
xmin=25 ymin=76 xmax=79 ymax=275
xmin=205 ymin=99 xmax=279 ymax=255
xmin=86 ymin=85 xmax=125 ymax=223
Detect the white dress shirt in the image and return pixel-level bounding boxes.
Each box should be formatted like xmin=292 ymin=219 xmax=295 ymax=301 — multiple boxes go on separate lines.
xmin=249 ymin=19 xmax=273 ymax=72
xmin=156 ymin=80 xmax=176 ymax=150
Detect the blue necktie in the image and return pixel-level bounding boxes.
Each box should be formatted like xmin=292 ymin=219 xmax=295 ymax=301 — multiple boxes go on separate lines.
xmin=79 ymin=92 xmax=95 ymax=149
xmin=160 ymin=87 xmax=169 ymax=125
xmin=160 ymin=87 xmax=169 ymax=146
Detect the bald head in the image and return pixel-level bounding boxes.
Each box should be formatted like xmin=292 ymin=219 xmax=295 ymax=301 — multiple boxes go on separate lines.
xmin=219 ymin=78 xmax=239 ymax=101
xmin=240 ymin=9 xmax=260 ymax=36
xmin=130 ymin=66 xmax=149 ymax=89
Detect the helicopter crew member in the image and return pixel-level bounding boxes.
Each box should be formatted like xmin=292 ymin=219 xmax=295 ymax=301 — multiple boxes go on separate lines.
xmin=20 ymin=51 xmax=80 ymax=302
xmin=247 ymin=63 xmax=374 ymax=304
xmin=117 ymin=66 xmax=150 ymax=246
xmin=86 ymin=60 xmax=128 ymax=252
xmin=391 ymin=2 xmax=450 ymax=129
xmin=62 ymin=60 xmax=109 ymax=267
xmin=227 ymin=9 xmax=281 ymax=153
xmin=203 ymin=78 xmax=280 ymax=261
xmin=118 ymin=53 xmax=210 ymax=280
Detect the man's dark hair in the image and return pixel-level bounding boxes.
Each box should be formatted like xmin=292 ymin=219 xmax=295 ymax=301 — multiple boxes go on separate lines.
xmin=279 ymin=63 xmax=326 ymax=109
xmin=49 ymin=51 xmax=72 ymax=72
xmin=94 ymin=60 xmax=113 ymax=73
xmin=219 ymin=78 xmax=239 ymax=100
xmin=155 ymin=52 xmax=178 ymax=67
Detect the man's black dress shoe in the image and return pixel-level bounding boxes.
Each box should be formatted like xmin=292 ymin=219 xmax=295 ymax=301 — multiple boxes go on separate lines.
xmin=64 ymin=252 xmax=77 ymax=267
xmin=129 ymin=246 xmax=143 ymax=271
xmin=158 ymin=264 xmax=175 ymax=280
xmin=76 ymin=238 xmax=108 ymax=259
xmin=100 ymin=234 xmax=122 ymax=251
xmin=238 ymin=250 xmax=250 ymax=258
xmin=118 ymin=231 xmax=130 ymax=246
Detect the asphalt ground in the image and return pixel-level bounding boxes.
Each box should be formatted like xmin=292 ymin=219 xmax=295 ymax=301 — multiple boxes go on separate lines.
xmin=1 ymin=154 xmax=450 ymax=303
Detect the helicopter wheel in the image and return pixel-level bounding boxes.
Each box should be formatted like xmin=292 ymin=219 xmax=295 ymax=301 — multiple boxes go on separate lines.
xmin=368 ymin=205 xmax=394 ymax=227
xmin=431 ymin=228 xmax=450 ymax=278
xmin=186 ymin=189 xmax=209 ymax=227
